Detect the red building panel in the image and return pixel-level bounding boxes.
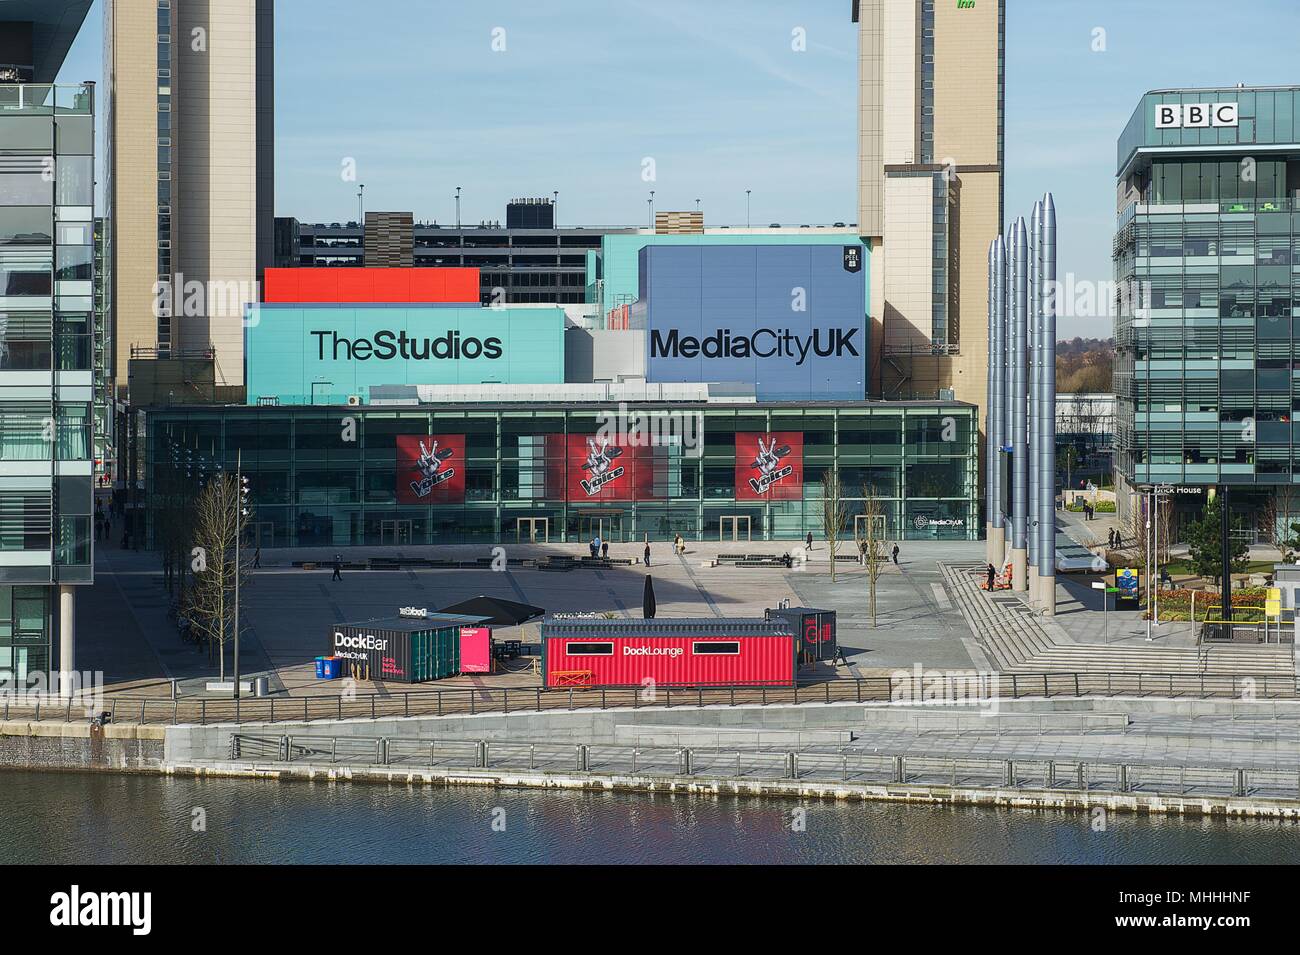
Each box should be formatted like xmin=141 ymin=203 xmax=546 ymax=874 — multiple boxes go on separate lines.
xmin=542 ymin=627 xmax=797 ymax=688
xmin=262 ymin=267 xmax=480 ymax=304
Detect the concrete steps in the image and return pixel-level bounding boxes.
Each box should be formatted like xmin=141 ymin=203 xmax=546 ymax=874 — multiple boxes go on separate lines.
xmin=941 ymin=561 xmax=1296 ymax=680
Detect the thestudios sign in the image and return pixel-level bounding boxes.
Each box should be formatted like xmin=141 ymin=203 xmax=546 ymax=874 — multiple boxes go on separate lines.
xmin=311 ymin=329 xmax=503 ymax=362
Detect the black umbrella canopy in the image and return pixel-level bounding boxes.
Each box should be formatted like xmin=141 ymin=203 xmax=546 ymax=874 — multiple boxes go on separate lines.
xmin=642 ymin=575 xmax=656 ymax=619
xmin=439 ymin=595 xmax=545 ymax=627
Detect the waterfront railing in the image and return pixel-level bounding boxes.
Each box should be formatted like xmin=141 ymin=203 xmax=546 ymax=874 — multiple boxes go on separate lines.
xmin=0 ymin=670 xmax=1294 ymax=726
xmin=227 ymin=731 xmax=1300 ymax=803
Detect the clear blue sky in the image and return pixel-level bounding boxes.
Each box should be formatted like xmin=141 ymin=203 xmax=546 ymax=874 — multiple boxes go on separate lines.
xmin=58 ymin=0 xmax=1300 ymax=338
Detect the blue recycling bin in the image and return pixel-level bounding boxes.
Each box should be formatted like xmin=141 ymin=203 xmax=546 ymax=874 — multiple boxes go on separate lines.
xmin=315 ymin=656 xmax=341 ymax=680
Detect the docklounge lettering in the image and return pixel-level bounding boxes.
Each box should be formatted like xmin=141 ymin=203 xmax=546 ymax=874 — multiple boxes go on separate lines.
xmin=650 ymin=327 xmax=860 ymax=367
xmin=622 ymin=645 xmax=684 ymax=657
xmin=311 ymin=329 xmax=503 ymax=361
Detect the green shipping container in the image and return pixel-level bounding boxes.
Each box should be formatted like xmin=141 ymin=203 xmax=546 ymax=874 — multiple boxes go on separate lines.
xmin=329 ymin=612 xmax=488 ymax=683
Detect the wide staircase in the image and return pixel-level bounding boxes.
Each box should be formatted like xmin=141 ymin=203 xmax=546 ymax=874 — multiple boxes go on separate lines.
xmin=941 ymin=561 xmax=1295 ymax=679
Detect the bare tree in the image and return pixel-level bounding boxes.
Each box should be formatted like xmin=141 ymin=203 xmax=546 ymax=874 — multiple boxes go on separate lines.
xmin=184 ymin=474 xmax=251 ymax=679
xmin=855 ymin=484 xmax=887 ymax=626
xmin=1124 ymin=497 xmax=1150 ymax=572
xmin=821 ymin=469 xmax=848 ymax=583
xmin=1263 ymin=486 xmax=1300 ymax=562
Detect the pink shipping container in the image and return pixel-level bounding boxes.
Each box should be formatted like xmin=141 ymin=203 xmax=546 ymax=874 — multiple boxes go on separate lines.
xmin=541 ymin=617 xmax=797 ymax=689
xmin=459 ymin=626 xmax=494 ymax=674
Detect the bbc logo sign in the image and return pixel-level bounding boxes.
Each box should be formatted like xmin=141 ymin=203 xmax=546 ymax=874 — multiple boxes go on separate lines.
xmin=1154 ymin=102 xmax=1239 ymax=129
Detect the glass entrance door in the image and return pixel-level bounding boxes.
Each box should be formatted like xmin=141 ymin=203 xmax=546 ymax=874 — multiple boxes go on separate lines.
xmin=579 ymin=513 xmax=622 ymax=543
xmin=515 ymin=517 xmax=550 ymax=544
xmin=380 ymin=519 xmax=413 ymax=545
xmin=719 ymin=515 xmax=751 ymax=542
xmin=854 ymin=513 xmax=886 ymax=541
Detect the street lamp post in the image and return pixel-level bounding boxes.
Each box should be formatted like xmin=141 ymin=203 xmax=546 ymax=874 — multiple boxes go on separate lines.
xmin=1145 ymin=487 xmax=1152 ymax=642
xmin=746 ymin=189 xmax=751 ymax=228
xmin=233 ymin=449 xmax=243 ymax=698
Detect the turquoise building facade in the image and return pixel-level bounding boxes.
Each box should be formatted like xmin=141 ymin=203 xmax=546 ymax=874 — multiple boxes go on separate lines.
xmin=245 ymin=304 xmax=565 ymax=405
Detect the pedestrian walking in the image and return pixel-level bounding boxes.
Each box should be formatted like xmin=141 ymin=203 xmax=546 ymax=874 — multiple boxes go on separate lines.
xmin=891 ymin=543 xmax=900 ymax=565
xmin=589 ymin=537 xmax=598 ymax=559
xmin=986 ymin=562 xmax=996 ymax=591
xmin=644 ymin=538 xmax=651 ymax=567
xmin=331 ymin=554 xmax=342 ymax=581
xmin=601 ymin=540 xmax=609 ymax=560
xmin=103 ymin=514 xmax=111 ymax=540
xmin=805 ymin=531 xmax=813 ymax=551
xmin=253 ymin=546 xmax=261 ymax=569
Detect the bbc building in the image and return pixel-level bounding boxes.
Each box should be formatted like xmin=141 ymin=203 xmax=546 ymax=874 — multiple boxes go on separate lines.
xmin=143 ymin=244 xmax=980 ymax=547
xmin=1114 ymin=86 xmax=1300 ymax=539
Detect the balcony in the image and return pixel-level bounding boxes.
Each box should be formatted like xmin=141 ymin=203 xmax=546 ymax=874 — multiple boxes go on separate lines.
xmin=0 ymin=83 xmax=93 ymax=115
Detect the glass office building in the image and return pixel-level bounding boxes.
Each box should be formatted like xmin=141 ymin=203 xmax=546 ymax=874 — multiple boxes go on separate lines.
xmin=144 ymin=402 xmax=979 ymax=547
xmin=0 ymin=81 xmax=96 ymax=682
xmin=1114 ymin=87 xmax=1300 ymax=537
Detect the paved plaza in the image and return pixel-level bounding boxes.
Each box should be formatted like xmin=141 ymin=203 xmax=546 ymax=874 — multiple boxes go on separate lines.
xmin=77 ymin=530 xmax=1295 ymax=700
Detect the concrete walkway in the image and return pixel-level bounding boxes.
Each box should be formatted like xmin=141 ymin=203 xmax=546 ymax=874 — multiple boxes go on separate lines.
xmin=941 ymin=560 xmax=1295 ymax=677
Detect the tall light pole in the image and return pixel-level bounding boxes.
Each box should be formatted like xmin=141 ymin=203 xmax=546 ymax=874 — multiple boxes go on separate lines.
xmin=1145 ymin=487 xmax=1153 ymax=642
xmin=648 ymin=190 xmax=655 ymax=229
xmin=455 ymin=186 xmax=461 ymax=229
xmin=357 ymin=184 xmax=364 ymax=226
xmin=553 ymin=189 xmax=558 ymax=227
xmin=746 ymin=189 xmax=751 ymax=228
xmin=233 ymin=449 xmax=249 ymax=698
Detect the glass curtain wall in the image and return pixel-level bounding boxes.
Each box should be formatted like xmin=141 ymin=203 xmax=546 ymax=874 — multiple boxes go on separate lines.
xmin=146 ymin=405 xmax=979 ymax=547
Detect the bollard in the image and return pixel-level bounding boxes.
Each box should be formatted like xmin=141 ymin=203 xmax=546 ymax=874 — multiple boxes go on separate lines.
xmin=576 ymin=744 xmax=589 ymax=772
xmin=1005 ymin=760 xmax=1015 ymax=787
xmin=1078 ymin=763 xmax=1086 ymax=791
xmin=279 ymin=735 xmax=289 ymax=761
xmin=786 ymin=752 xmax=797 ymax=780
xmin=1047 ymin=760 xmax=1055 ymax=789
xmin=476 ymin=740 xmax=487 ymax=769
xmin=682 ymin=748 xmax=693 ymax=776
xmin=894 ymin=755 xmax=904 ymax=784
xmin=379 ymin=738 xmax=389 ymax=766
xmin=1120 ymin=764 xmax=1128 ymax=793
xmin=1236 ymin=768 xmax=1245 ymax=797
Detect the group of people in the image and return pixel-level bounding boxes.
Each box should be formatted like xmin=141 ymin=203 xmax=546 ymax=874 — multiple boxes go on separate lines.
xmin=589 ymin=536 xmax=655 ymax=566
xmin=1107 ymin=527 xmax=1123 ymax=550
xmin=92 ymin=501 xmax=113 ymax=543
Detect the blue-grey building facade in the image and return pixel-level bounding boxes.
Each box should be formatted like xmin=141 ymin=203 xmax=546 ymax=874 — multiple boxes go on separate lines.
xmin=632 ymin=244 xmax=868 ymax=401
xmin=1115 ymin=86 xmax=1300 ymax=539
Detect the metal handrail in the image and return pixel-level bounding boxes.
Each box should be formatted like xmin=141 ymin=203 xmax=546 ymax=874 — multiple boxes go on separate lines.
xmin=227 ymin=732 xmax=1300 ymax=801
xmin=2 ymin=669 xmax=1294 ymax=726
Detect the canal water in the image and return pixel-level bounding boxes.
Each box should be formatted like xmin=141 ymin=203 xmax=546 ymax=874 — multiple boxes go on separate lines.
xmin=3 ymin=769 xmax=1297 ymax=864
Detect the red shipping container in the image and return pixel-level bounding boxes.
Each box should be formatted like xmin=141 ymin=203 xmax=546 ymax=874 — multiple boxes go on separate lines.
xmin=262 ymin=267 xmax=480 ymax=304
xmin=541 ymin=618 xmax=797 ymax=689
xmin=459 ymin=626 xmax=493 ymax=674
